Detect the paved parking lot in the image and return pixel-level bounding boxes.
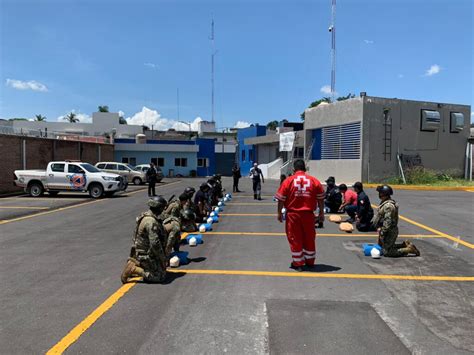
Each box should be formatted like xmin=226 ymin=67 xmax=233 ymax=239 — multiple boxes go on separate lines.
xmin=0 ymin=178 xmax=472 ymax=354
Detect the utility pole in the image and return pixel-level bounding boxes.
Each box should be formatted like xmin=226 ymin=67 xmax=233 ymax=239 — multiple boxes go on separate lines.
xmin=329 ymin=0 xmax=336 ymax=102
xmin=209 ymin=18 xmax=216 ymax=123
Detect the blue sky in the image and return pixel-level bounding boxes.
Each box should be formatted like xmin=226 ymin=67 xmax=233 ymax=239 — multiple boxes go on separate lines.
xmin=1 ymin=0 xmax=472 ymax=129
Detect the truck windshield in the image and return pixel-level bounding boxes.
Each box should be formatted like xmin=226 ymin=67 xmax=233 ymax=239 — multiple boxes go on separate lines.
xmin=80 ymin=163 xmax=101 ymax=173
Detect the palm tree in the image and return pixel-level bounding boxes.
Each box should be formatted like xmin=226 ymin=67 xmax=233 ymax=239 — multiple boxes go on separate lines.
xmin=35 ymin=114 xmax=47 ymax=121
xmin=98 ymin=105 xmax=109 ymax=112
xmin=119 ymin=116 xmax=128 ymax=124
xmin=64 ymin=112 xmax=79 ymax=123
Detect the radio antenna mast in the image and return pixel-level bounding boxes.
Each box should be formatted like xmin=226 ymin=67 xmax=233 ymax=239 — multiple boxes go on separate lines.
xmin=209 ymin=17 xmax=216 ymax=123
xmin=329 ymin=0 xmax=336 ymax=101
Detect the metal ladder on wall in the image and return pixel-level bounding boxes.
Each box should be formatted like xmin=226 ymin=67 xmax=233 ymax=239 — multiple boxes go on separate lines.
xmin=383 ymin=111 xmax=392 ymax=161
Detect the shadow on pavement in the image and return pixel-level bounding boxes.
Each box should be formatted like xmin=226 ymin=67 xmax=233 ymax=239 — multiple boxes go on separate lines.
xmin=305 ymin=264 xmax=341 ymax=273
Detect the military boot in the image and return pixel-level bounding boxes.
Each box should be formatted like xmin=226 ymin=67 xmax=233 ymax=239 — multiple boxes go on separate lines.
xmin=121 ymin=258 xmax=146 ymax=284
xmin=405 ymin=241 xmax=420 ymax=256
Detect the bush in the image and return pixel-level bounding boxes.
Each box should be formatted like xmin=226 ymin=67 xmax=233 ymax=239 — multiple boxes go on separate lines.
xmin=385 ymin=167 xmax=464 ymax=185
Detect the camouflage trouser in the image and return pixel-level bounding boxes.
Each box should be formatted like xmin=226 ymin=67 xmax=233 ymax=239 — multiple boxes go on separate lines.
xmin=136 ymin=254 xmax=166 ymax=283
xmin=164 ymin=219 xmax=181 ymax=255
xmin=381 ymin=228 xmax=411 ymax=257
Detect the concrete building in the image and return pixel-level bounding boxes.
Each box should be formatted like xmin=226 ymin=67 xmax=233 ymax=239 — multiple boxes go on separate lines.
xmin=236 ymin=125 xmax=267 ymax=175
xmin=11 ymin=112 xmax=142 ymax=138
xmin=304 ymin=95 xmax=471 ymax=183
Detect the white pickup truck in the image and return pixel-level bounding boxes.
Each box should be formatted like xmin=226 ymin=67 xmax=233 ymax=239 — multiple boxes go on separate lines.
xmin=14 ymin=161 xmax=127 ymax=198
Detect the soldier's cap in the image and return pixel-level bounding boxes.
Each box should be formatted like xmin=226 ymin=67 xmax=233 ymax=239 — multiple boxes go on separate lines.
xmin=148 ymin=196 xmax=167 ymax=209
xmin=376 ymin=185 xmax=393 ymax=196
xmin=179 ymin=193 xmax=189 ymax=202
xmin=326 ymin=176 xmax=335 ymax=183
xmin=200 ymin=182 xmax=210 ymax=191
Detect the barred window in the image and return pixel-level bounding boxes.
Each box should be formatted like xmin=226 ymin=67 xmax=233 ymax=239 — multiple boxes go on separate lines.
xmin=321 ymin=122 xmax=361 ymax=160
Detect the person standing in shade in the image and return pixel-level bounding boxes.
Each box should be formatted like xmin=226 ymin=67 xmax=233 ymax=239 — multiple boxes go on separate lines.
xmin=146 ymin=162 xmax=158 ymax=197
xmin=275 ymin=159 xmax=325 ymax=271
xmin=232 ymin=164 xmax=242 ymax=192
xmin=352 ymin=182 xmax=375 ymax=232
xmin=249 ymin=162 xmax=264 ymax=200
xmin=324 ymin=176 xmax=342 ymax=213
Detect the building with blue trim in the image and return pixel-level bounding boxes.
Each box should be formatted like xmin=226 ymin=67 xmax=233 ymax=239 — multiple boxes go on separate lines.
xmin=236 ymin=125 xmax=266 ymax=175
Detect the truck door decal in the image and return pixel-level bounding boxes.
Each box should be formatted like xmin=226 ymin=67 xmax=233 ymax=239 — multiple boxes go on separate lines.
xmin=67 ymin=174 xmax=87 ymax=189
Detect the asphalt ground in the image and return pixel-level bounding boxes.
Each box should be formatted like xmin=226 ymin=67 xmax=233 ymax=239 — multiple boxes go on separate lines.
xmin=0 ymin=177 xmax=473 ymax=354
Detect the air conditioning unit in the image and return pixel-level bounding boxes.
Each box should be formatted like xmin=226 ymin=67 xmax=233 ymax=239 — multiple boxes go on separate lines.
xmin=420 ymin=110 xmax=440 ymax=132
xmin=450 ymin=112 xmax=464 ymax=133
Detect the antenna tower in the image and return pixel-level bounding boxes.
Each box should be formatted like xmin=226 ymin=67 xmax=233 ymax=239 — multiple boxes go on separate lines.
xmin=329 ymin=0 xmax=336 ymax=101
xmin=209 ymin=18 xmax=216 ymax=123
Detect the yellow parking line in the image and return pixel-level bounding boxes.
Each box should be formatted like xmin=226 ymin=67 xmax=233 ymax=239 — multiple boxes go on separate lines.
xmin=203 ymin=231 xmax=440 ymax=238
xmin=228 ymin=202 xmax=275 ymax=206
xmin=371 ymin=204 xmax=474 ymax=250
xmin=46 ymin=266 xmax=474 ymax=353
xmin=0 ymin=206 xmax=50 ymax=210
xmin=169 ymin=269 xmax=474 ymax=282
xmin=46 ymin=280 xmax=139 ymax=354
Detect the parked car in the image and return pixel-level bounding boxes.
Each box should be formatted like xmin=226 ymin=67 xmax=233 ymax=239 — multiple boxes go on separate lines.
xmin=95 ymin=162 xmax=147 ymax=185
xmin=133 ymin=164 xmax=164 ymax=183
xmin=14 ymin=161 xmax=127 ymax=198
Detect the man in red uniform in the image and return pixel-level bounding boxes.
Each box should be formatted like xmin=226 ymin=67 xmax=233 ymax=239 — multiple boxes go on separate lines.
xmin=275 ymin=159 xmax=325 ymax=271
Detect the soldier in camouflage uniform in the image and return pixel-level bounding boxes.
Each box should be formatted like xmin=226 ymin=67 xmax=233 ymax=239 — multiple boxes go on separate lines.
xmin=373 ymin=185 xmax=420 ymax=257
xmin=121 ymin=196 xmax=169 ymax=284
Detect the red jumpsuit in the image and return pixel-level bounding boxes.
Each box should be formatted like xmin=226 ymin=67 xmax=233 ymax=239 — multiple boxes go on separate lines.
xmin=275 ymin=171 xmax=325 ymax=267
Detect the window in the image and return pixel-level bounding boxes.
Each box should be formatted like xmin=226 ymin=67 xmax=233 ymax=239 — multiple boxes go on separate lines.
xmin=157 ymin=158 xmax=164 ymax=167
xmin=97 ymin=163 xmax=106 ymax=169
xmin=242 ymin=150 xmax=246 ymax=162
xmin=293 ymin=147 xmax=304 ymax=158
xmin=50 ymin=163 xmax=65 ymax=172
xmin=420 ymin=110 xmax=440 ymax=131
xmin=118 ymin=164 xmax=128 ymax=171
xmin=68 ymin=164 xmax=84 ymax=174
xmin=105 ymin=163 xmax=117 ymax=170
xmin=175 ymin=158 xmax=188 ymax=167
xmin=80 ymin=164 xmax=100 ymax=173
xmin=198 ymin=158 xmax=209 ymax=167
xmin=122 ymin=157 xmax=129 ymax=164
xmin=321 ymin=122 xmax=361 ymax=160
xmin=450 ymin=112 xmax=464 ymax=133
xmin=249 ymin=149 xmax=254 ymax=162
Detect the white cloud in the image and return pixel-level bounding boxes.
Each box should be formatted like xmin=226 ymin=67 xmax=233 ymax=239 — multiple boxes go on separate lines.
xmin=425 ymin=64 xmax=441 ymax=76
xmin=6 ymin=79 xmax=48 ymax=92
xmin=144 ymin=62 xmax=158 ymax=70
xmin=364 ymin=39 xmax=374 ymax=44
xmin=126 ymin=106 xmax=203 ymax=130
xmin=56 ymin=110 xmax=91 ymax=123
xmin=320 ymin=85 xmax=336 ymax=96
xmin=234 ymin=121 xmax=251 ymax=129
xmin=118 ymin=110 xmax=125 ymax=118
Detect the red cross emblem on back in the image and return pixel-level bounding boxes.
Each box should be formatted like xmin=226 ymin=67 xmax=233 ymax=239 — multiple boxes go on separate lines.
xmin=294 ymin=175 xmax=311 ymax=192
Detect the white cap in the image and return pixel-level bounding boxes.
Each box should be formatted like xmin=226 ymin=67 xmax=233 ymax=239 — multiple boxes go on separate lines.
xmin=371 ymin=248 xmax=381 ymax=258
xmin=189 ymin=237 xmax=198 ymax=246
xmin=170 ymin=256 xmax=180 ymax=268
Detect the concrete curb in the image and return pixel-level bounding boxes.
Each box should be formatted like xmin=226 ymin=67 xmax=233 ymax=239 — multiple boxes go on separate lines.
xmin=364 ymin=184 xmax=474 ymax=191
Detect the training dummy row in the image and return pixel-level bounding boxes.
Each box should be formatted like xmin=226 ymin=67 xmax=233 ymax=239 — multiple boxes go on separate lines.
xmin=121 ymin=174 xmax=229 ymax=284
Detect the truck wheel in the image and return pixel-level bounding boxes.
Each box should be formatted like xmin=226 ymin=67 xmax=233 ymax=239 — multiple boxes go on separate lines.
xmin=133 ymin=177 xmax=142 ymax=185
xmin=28 ymin=182 xmax=44 ymax=197
xmin=88 ymin=183 xmax=104 ymax=199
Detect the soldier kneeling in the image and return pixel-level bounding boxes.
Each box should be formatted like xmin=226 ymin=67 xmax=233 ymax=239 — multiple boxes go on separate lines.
xmin=373 ymin=185 xmax=420 ymax=257
xmin=121 ymin=196 xmax=169 ymax=284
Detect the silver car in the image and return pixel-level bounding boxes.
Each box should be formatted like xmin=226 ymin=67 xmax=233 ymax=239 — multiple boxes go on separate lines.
xmin=95 ymin=162 xmax=146 ymax=185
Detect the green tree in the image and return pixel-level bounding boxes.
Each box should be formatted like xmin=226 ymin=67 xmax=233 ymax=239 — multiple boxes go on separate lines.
xmin=64 ymin=112 xmax=79 ymax=123
xmin=35 ymin=114 xmax=47 ymax=121
xmin=119 ymin=116 xmax=128 ymax=124
xmin=266 ymin=120 xmax=279 ymax=130
xmin=9 ymin=118 xmax=29 ymax=121
xmin=300 ymin=93 xmax=355 ymax=120
xmin=98 ymin=105 xmax=109 ymax=112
